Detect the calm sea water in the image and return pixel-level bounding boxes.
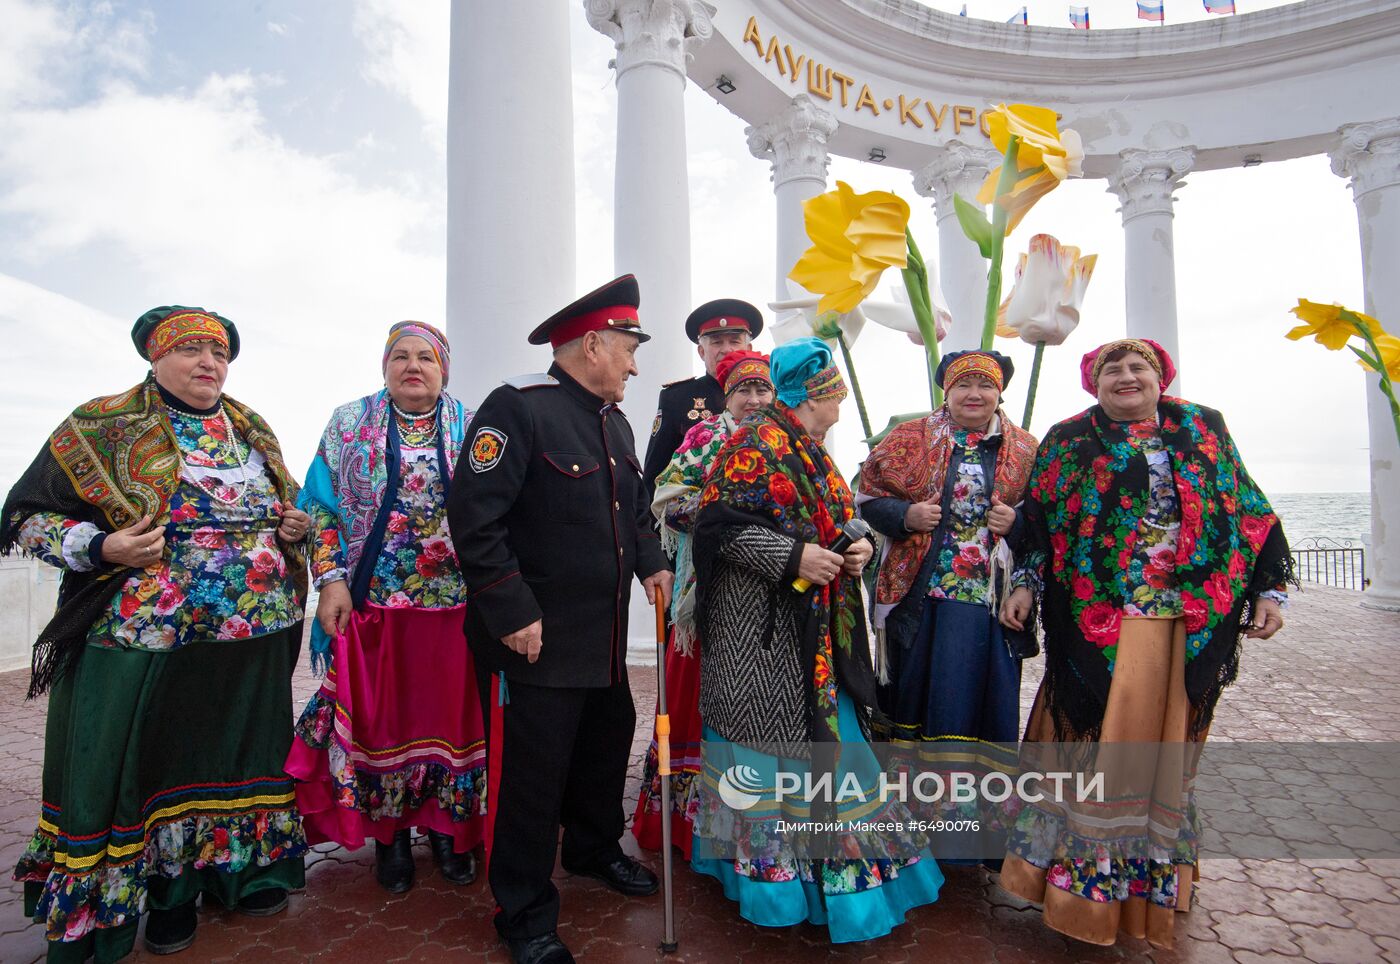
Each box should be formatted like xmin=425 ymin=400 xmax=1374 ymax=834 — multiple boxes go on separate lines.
xmin=1270 ymin=492 xmax=1371 ymax=548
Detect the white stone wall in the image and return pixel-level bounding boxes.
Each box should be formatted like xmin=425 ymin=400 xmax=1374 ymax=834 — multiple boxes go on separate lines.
xmin=0 ymin=556 xmax=58 ymax=674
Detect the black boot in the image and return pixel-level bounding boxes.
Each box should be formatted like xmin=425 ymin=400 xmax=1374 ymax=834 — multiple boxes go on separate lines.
xmin=236 ymin=887 xmax=289 ymax=916
xmin=375 ymin=829 xmax=415 ymax=893
xmin=428 ymin=829 xmax=477 ymax=885
xmin=144 ymin=898 xmax=198 ymax=955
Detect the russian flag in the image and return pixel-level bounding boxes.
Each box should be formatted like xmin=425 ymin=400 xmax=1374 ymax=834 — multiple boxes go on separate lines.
xmin=1007 ymin=5 xmax=1028 ymax=23
xmin=1137 ymin=0 xmax=1164 ymax=21
xmin=1203 ymin=0 xmax=1235 ymax=12
xmin=1069 ymin=4 xmax=1090 ymax=28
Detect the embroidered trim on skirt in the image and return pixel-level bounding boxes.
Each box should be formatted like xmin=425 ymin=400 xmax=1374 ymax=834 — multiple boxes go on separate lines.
xmin=13 ymin=626 xmax=307 ymax=961
xmin=286 ymin=603 xmax=486 ymax=852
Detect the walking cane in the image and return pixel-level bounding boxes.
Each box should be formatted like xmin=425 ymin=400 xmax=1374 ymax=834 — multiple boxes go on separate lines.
xmin=653 ymin=583 xmax=679 ymax=954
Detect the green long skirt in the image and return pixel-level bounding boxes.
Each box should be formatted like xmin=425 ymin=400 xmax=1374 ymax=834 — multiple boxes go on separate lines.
xmin=13 ymin=626 xmax=308 ymax=964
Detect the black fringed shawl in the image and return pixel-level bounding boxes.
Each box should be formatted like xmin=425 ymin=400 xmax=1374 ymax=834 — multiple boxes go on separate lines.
xmin=1019 ymin=397 xmax=1293 ymax=740
xmin=0 ymin=376 xmax=304 ymax=696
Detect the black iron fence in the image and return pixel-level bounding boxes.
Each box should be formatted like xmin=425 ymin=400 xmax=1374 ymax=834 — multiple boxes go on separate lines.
xmin=1290 ymin=538 xmax=1368 ymax=590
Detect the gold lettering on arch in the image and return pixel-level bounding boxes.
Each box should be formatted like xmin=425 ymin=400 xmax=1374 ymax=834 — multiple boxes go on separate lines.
xmin=737 ymin=15 xmax=999 ymax=144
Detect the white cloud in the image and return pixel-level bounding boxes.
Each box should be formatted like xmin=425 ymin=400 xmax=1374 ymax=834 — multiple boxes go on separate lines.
xmin=350 ymin=0 xmax=449 ymax=149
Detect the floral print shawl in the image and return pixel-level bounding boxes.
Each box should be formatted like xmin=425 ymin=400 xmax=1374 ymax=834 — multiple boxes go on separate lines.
xmin=693 ymin=403 xmax=879 ymax=742
xmin=858 ymin=407 xmax=1036 ymax=614
xmin=299 ymin=389 xmax=470 ymax=671
xmin=650 ymin=410 xmax=739 ymax=655
xmin=1021 ymin=397 xmax=1293 ymax=739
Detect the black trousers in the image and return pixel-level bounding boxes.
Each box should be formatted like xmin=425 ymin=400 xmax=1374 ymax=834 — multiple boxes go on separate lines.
xmin=475 ymin=665 xmax=636 ymax=940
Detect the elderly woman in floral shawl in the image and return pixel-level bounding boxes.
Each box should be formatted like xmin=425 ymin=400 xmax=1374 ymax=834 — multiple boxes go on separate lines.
xmin=284 ymin=322 xmax=484 ymax=896
xmin=632 ymin=350 xmax=773 ymax=858
xmin=997 ymin=338 xmax=1290 ymax=949
xmin=1 ymin=306 xmax=309 ymax=961
xmin=857 ymin=349 xmax=1038 ymax=747
xmin=688 ymin=336 xmax=944 ymax=943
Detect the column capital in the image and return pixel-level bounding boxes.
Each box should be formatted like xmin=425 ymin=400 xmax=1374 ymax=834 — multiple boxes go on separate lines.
xmin=912 ymin=141 xmax=1002 ymax=222
xmin=1105 ymin=147 xmax=1197 ymax=224
xmin=745 ymin=94 xmax=839 ymax=190
xmin=1331 ymin=117 xmax=1400 ymax=201
xmin=584 ymin=0 xmax=715 ymax=81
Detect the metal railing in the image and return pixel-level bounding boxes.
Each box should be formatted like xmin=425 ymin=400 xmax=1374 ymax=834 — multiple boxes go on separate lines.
xmin=1289 ymin=538 xmax=1368 ymax=590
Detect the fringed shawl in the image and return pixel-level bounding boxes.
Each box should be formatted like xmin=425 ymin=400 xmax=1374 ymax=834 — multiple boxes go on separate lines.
xmin=858 ymin=408 xmax=1037 ymax=612
xmin=1025 ymin=397 xmax=1294 ymax=740
xmin=693 ymin=403 xmax=878 ymax=743
xmin=650 ymin=410 xmax=739 ymax=656
xmin=0 ymin=375 xmax=303 ymax=696
xmin=298 ymin=389 xmax=470 ymax=672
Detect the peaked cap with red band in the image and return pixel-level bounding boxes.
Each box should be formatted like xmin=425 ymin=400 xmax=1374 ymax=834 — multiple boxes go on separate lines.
xmin=528 ymin=274 xmax=650 ymax=348
xmin=684 ymin=298 xmax=764 ymax=343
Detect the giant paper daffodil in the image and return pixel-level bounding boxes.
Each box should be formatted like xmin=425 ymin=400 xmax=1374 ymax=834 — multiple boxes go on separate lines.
xmin=1286 ymin=299 xmax=1376 ymax=350
xmin=1362 ymin=332 xmax=1400 ymax=380
xmin=862 ymin=282 xmax=952 ymax=346
xmin=975 ymin=104 xmax=1084 ymax=235
xmin=1288 ymin=298 xmax=1400 ymax=448
xmin=789 ymin=181 xmax=910 ymax=316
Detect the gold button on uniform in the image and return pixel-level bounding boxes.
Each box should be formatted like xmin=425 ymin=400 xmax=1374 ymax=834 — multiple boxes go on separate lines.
xmin=609 ymin=457 xmax=616 ymax=466
xmin=572 ymin=464 xmax=579 ymax=472
xmin=614 ymin=501 xmax=620 ymax=510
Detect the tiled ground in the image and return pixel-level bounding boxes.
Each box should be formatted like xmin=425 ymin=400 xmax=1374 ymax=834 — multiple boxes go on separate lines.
xmin=2 ymin=584 xmax=1398 ymax=962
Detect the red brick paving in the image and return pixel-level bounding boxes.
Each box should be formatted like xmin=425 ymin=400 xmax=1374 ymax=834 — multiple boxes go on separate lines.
xmin=1 ymin=584 xmax=1398 ymax=962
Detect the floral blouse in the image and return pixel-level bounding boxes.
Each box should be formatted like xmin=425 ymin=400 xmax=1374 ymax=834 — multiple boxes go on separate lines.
xmin=1012 ymin=416 xmax=1287 ymax=612
xmin=928 ymin=428 xmax=995 ymax=605
xmin=20 ymin=406 xmax=302 ymax=650
xmin=308 ymin=412 xmax=466 ymax=610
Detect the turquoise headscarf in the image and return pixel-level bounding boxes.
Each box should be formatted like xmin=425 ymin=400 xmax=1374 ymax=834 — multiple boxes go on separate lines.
xmin=771 ymin=336 xmax=838 ymax=407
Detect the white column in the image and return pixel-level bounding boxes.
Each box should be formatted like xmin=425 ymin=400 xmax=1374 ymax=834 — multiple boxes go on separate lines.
xmin=586 ymin=0 xmax=712 ymax=427
xmin=1332 ymin=118 xmax=1400 ymax=611
xmin=588 ymin=0 xmax=712 ymax=656
xmin=446 ymin=2 xmax=575 ymax=405
xmin=746 ymin=94 xmax=839 ymax=300
xmin=913 ymin=141 xmax=1000 ymax=352
xmin=1106 ymin=147 xmax=1197 ymax=392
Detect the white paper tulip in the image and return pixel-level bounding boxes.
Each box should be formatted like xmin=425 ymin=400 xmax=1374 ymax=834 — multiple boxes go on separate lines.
xmin=769 ymin=280 xmax=868 ymax=346
xmin=1000 ymin=234 xmax=1097 ymax=346
xmin=861 ymin=283 xmax=952 ymax=346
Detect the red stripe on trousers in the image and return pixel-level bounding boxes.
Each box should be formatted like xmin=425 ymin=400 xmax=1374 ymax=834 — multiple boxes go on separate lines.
xmin=484 ymin=672 xmax=505 ymax=881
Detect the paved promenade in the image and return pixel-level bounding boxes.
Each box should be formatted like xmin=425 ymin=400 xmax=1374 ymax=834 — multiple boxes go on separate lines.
xmin=1 ymin=584 xmax=1397 ymax=962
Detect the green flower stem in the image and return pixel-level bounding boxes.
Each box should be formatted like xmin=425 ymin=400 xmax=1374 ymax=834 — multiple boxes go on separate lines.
xmin=981 ymin=136 xmax=1020 ymax=351
xmin=1022 ymin=341 xmax=1046 ymax=429
xmin=903 ymin=228 xmax=943 ymax=408
xmin=835 ymin=330 xmax=875 ymax=446
xmin=1351 ymin=320 xmax=1400 ymax=449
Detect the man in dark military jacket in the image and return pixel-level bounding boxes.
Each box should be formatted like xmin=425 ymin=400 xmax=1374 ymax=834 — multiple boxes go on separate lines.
xmin=639 ymin=298 xmax=764 ymax=501
xmin=447 ymin=274 xmax=673 ymax=964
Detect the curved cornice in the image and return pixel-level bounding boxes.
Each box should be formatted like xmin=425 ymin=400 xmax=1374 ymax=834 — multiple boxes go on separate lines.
xmin=690 ymin=0 xmax=1400 ymax=173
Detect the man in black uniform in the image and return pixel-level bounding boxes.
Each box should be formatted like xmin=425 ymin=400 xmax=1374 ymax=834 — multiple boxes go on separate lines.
xmin=639 ymin=298 xmax=764 ymax=500
xmin=447 ymin=275 xmax=673 ymax=964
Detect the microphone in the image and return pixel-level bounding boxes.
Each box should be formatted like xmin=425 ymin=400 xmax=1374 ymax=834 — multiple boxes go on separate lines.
xmin=792 ymin=518 xmax=873 ymax=593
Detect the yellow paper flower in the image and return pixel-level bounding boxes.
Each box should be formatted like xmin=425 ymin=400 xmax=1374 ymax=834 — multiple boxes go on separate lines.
xmin=789 ymin=181 xmax=910 ymax=315
xmin=1286 ymin=299 xmax=1377 ymax=350
xmin=1361 ymin=332 xmax=1400 ymax=379
xmin=975 ymin=104 xmax=1084 ymax=235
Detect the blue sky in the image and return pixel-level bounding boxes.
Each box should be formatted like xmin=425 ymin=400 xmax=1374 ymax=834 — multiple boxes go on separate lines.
xmin=0 ymin=0 xmax=1373 ymax=496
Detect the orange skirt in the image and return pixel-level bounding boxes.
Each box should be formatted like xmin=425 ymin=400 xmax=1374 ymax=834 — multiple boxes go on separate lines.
xmin=999 ymin=617 xmax=1202 ymax=949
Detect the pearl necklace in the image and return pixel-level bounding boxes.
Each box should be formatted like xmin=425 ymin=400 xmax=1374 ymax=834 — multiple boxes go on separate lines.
xmin=172 ymin=405 xmax=252 ymax=505
xmin=392 ymin=401 xmax=439 ymax=446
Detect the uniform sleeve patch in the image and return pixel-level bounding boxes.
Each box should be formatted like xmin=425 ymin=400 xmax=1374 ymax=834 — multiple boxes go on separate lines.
xmin=651 ymin=410 xmax=662 ymax=437
xmin=469 ymin=427 xmax=508 ymax=472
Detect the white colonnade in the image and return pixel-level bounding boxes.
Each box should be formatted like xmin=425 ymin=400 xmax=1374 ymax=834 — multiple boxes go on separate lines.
xmin=1106 ymin=147 xmax=1197 ymax=394
xmin=1333 ymin=118 xmax=1400 ymax=611
xmin=912 ymin=142 xmax=1000 ymax=353
xmin=746 ymin=93 xmax=839 ymax=300
xmin=586 ymin=0 xmax=713 ymax=426
xmin=446 ymin=1 xmax=576 ymax=401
